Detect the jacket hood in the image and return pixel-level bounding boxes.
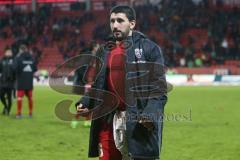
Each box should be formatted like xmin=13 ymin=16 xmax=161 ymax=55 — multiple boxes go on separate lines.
xmin=131 ymin=30 xmax=147 ymax=43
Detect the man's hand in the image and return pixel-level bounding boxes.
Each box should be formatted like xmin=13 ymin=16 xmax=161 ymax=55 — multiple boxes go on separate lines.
xmin=139 ymin=119 xmax=155 ymax=131
xmin=76 ymin=103 xmax=90 ymax=118
xmin=77 ymin=103 xmax=89 ymax=113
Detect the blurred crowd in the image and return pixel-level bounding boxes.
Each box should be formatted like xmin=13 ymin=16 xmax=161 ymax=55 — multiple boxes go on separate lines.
xmin=0 ymin=0 xmax=240 ymax=67
xmin=133 ymin=0 xmax=240 ymax=67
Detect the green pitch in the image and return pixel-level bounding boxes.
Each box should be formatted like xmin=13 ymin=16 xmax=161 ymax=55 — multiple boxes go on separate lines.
xmin=0 ymin=86 xmax=239 ymax=160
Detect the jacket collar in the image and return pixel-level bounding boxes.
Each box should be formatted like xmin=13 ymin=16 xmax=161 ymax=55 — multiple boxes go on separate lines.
xmin=107 ymin=30 xmax=147 ymax=44
xmin=131 ymin=30 xmax=147 ymax=43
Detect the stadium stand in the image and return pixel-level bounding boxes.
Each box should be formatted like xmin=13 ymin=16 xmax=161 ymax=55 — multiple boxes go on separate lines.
xmin=0 ymin=0 xmax=240 ymax=74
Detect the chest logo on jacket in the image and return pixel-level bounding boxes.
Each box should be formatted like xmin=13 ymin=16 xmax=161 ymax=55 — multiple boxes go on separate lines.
xmin=134 ymin=48 xmax=143 ymax=59
xmin=23 ymin=65 xmax=33 ymax=72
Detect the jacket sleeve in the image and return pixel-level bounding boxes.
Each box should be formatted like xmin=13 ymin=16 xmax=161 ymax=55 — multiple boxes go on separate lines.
xmin=0 ymin=59 xmax=2 ymax=74
xmin=33 ymin=59 xmax=38 ymax=73
xmin=13 ymin=57 xmax=20 ymax=74
xmin=75 ymin=95 xmax=91 ymax=108
xmin=141 ymin=42 xmax=168 ymax=120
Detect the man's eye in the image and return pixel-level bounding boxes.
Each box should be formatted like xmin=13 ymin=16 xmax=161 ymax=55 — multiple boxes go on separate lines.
xmin=117 ymin=19 xmax=124 ymax=23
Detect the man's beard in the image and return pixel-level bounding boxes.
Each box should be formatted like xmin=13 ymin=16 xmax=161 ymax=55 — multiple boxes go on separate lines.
xmin=113 ymin=30 xmax=129 ymax=41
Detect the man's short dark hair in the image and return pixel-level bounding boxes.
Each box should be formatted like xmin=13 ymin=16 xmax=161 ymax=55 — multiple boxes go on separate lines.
xmin=110 ymin=5 xmax=136 ymax=21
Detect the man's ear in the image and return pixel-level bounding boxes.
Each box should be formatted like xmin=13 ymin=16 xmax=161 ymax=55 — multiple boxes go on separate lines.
xmin=130 ymin=20 xmax=136 ymax=30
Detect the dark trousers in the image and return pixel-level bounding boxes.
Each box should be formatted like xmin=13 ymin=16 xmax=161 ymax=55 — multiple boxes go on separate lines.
xmin=1 ymin=87 xmax=13 ymax=115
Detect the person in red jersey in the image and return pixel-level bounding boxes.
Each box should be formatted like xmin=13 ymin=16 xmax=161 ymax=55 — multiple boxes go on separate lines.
xmin=13 ymin=44 xmax=37 ymax=118
xmin=76 ymin=5 xmax=168 ymax=160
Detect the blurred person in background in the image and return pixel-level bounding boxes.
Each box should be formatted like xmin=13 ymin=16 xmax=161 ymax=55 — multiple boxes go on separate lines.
xmin=73 ymin=41 xmax=100 ymax=88
xmin=13 ymin=44 xmax=37 ymax=118
xmin=71 ymin=41 xmax=100 ymax=128
xmin=0 ymin=48 xmax=15 ymax=115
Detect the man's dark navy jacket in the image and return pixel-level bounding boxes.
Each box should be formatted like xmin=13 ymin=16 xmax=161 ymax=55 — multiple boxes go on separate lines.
xmin=78 ymin=31 xmax=168 ymax=159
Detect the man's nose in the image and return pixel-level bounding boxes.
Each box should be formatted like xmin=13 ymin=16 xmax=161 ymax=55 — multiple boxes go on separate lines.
xmin=113 ymin=21 xmax=119 ymax=29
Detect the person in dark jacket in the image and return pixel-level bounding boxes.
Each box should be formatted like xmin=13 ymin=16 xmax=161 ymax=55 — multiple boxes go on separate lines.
xmin=73 ymin=41 xmax=99 ymax=88
xmin=0 ymin=49 xmax=15 ymax=115
xmin=71 ymin=41 xmax=100 ymax=128
xmin=13 ymin=44 xmax=37 ymax=118
xmin=76 ymin=5 xmax=168 ymax=160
